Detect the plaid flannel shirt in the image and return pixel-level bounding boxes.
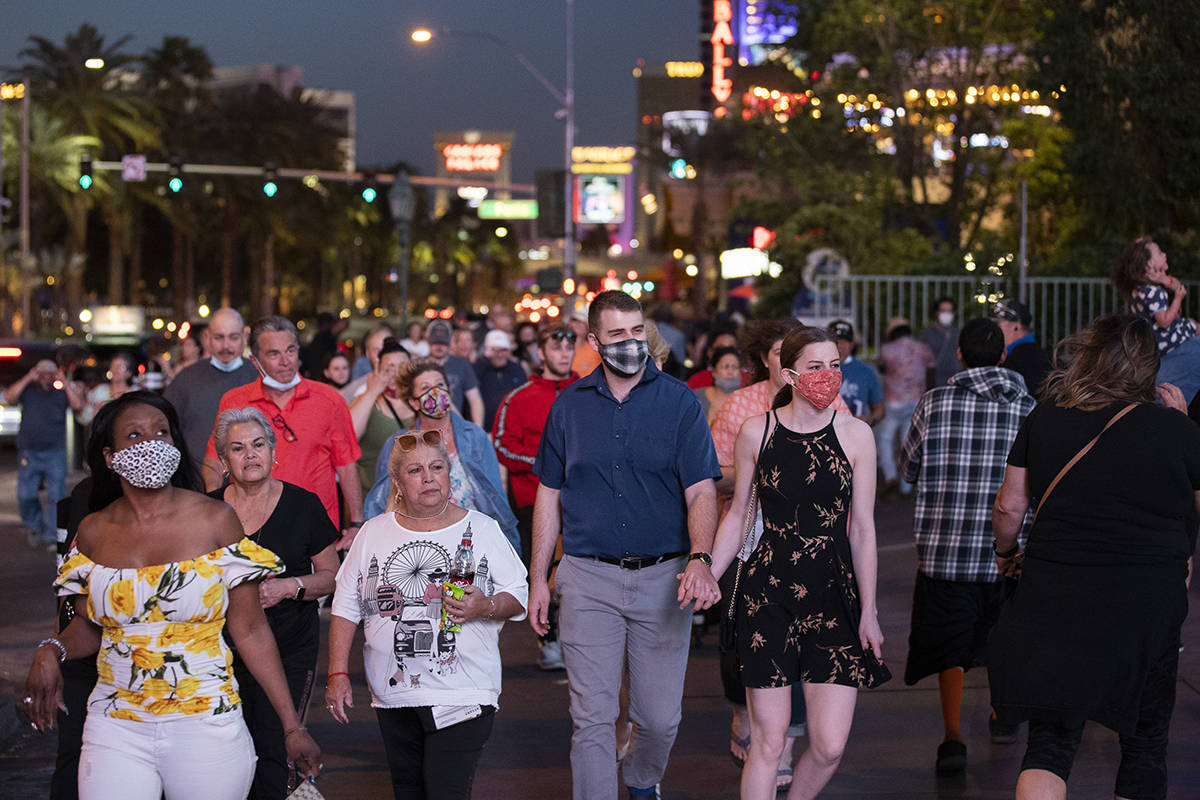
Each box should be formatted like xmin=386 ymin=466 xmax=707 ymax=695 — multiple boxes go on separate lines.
xmin=900 ymin=366 xmax=1035 ymax=582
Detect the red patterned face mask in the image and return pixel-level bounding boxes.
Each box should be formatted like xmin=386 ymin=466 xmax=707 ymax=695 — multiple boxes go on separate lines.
xmin=785 ymin=368 xmax=843 ymax=410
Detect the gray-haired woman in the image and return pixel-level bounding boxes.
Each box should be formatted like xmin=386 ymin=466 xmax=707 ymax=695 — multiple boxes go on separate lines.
xmin=209 ymin=407 xmax=340 ymax=800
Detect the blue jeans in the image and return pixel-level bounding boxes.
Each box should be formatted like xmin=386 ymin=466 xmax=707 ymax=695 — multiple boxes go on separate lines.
xmin=18 ymin=448 xmax=66 ymax=543
xmin=876 ymin=400 xmax=918 ymax=491
xmin=1157 ymin=335 xmax=1200 ymax=405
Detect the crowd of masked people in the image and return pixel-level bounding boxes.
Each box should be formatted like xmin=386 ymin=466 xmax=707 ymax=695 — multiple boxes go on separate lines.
xmin=11 ymin=235 xmax=1199 ymax=800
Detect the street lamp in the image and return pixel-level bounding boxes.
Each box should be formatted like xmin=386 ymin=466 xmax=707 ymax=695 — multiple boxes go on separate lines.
xmin=410 ymin=3 xmax=576 ymax=281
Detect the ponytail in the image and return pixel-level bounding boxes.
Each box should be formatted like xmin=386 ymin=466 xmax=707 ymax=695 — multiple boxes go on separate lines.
xmin=771 ymin=384 xmax=792 ymax=410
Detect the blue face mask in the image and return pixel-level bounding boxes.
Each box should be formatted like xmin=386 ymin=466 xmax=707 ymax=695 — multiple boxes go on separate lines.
xmin=210 ymin=356 xmax=244 ymax=373
xmin=261 ymin=372 xmax=301 ymax=391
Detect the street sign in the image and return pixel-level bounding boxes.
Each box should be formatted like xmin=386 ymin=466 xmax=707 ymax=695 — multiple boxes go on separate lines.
xmin=121 ymin=155 xmax=147 ymax=182
xmin=479 ymin=199 xmax=538 ymax=220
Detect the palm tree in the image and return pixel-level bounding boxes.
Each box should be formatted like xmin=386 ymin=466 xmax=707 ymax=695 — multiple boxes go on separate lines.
xmin=20 ymin=24 xmax=160 ymax=307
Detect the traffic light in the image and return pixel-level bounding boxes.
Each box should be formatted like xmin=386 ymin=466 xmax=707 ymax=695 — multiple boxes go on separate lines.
xmin=78 ymin=157 xmax=93 ymax=190
xmin=167 ymin=157 xmax=184 ymax=193
xmin=535 ymin=169 xmax=566 ymax=239
xmin=360 ymin=171 xmax=378 ymax=203
xmin=669 ymin=158 xmax=688 ymax=179
xmin=262 ymin=163 xmax=278 ymax=197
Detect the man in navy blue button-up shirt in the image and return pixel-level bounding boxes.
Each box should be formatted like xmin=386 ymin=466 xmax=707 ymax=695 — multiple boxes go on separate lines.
xmin=530 ymin=291 xmax=721 ymax=799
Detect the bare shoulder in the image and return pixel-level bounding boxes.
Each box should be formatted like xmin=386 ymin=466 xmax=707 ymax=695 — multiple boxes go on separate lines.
xmin=180 ymin=491 xmax=245 ymax=548
xmin=735 ymin=412 xmax=769 ymax=449
xmin=833 ymin=412 xmax=874 ymax=451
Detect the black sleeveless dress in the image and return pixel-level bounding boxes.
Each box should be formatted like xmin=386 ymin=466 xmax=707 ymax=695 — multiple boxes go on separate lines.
xmin=735 ymin=412 xmax=889 ymax=689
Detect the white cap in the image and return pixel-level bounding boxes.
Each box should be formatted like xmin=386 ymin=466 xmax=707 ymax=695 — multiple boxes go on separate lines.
xmin=483 ymin=329 xmax=512 ymax=350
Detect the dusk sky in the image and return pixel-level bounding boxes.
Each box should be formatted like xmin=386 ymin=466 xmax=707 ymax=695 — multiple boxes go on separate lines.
xmin=2 ymin=1 xmax=702 ymax=184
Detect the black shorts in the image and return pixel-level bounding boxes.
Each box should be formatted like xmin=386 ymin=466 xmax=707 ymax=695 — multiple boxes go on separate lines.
xmin=903 ymin=572 xmax=1008 ymax=685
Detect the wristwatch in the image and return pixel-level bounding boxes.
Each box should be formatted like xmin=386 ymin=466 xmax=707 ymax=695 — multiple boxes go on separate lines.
xmin=294 ymin=576 xmax=306 ymax=601
xmin=688 ymin=552 xmax=713 ymax=567
xmin=992 ymin=539 xmax=1020 ymax=559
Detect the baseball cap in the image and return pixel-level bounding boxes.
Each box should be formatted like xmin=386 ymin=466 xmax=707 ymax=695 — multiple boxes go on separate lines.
xmin=35 ymin=359 xmax=58 ymax=373
xmin=483 ymin=330 xmax=512 ymax=351
xmin=989 ymin=298 xmax=1031 ymax=327
xmin=426 ymin=319 xmax=452 ymax=345
xmin=828 ymin=320 xmax=854 ymax=342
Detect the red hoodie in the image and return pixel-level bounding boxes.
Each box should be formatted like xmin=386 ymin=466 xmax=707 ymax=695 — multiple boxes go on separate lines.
xmin=491 ymin=372 xmax=579 ymax=508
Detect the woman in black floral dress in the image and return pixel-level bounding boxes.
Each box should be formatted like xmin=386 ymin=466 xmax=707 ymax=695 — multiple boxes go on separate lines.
xmin=712 ymin=326 xmax=887 ymax=800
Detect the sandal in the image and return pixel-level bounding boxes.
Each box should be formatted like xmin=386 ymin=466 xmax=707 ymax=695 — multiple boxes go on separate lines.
xmin=730 ymin=731 xmax=751 ymax=769
xmin=775 ymin=766 xmax=793 ymax=793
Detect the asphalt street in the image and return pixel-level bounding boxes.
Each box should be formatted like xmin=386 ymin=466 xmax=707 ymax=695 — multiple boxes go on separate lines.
xmin=1 ymin=458 xmax=1199 ymax=798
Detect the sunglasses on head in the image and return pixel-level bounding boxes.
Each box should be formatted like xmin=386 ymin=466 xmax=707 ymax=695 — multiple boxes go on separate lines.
xmin=546 ymin=331 xmax=577 ymax=343
xmin=394 ymin=430 xmax=443 ymax=451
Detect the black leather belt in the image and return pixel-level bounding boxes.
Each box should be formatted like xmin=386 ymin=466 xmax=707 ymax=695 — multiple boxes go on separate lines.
xmin=584 ymin=551 xmax=688 ymax=570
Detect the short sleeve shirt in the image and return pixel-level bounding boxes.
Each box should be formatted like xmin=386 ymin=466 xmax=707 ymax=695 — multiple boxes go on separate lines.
xmin=207 ymin=379 xmax=361 ymax=525
xmin=533 ymin=362 xmax=721 ymax=558
xmin=838 ymin=357 xmax=883 ymax=418
xmin=879 ymin=337 xmax=936 ymax=403
xmin=1131 ymin=283 xmax=1197 ymax=354
xmin=442 ymin=356 xmax=479 ymax=416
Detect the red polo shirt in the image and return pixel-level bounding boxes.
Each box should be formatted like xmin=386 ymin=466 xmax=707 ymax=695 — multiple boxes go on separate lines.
xmin=207 ymin=378 xmax=361 ymax=526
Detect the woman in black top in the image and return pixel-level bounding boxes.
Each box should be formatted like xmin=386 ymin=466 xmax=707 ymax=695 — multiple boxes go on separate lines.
xmin=991 ymin=314 xmax=1200 ymax=800
xmin=210 ymin=406 xmax=340 ymax=800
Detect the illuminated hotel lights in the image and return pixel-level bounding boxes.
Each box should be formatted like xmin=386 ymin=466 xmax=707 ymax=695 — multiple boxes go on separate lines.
xmin=710 ymin=0 xmax=734 ymax=106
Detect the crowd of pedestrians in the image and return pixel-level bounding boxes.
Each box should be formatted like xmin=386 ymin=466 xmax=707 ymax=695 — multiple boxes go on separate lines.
xmin=9 ymin=236 xmax=1200 ymax=800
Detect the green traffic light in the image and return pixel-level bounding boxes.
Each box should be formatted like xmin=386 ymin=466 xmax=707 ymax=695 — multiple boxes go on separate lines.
xmin=362 ymin=187 xmax=377 ymax=203
xmin=168 ymin=177 xmax=183 ymax=193
xmin=79 ymin=174 xmax=93 ymax=190
xmin=263 ymin=181 xmax=278 ymax=197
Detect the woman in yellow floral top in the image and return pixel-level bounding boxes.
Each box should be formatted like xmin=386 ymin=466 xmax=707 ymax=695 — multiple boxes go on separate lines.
xmin=23 ymin=392 xmax=320 ymax=800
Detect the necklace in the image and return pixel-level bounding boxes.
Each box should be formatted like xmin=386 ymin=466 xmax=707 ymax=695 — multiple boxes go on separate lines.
xmin=395 ymin=497 xmax=450 ymax=520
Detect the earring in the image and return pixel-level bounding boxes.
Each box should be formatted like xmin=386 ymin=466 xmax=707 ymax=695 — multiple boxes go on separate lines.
xmin=394 ymin=490 xmax=403 ymax=505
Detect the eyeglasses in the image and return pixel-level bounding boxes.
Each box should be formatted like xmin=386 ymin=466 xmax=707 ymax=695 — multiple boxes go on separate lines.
xmin=545 ymin=331 xmax=577 ymax=344
xmin=271 ymin=414 xmax=298 ymax=443
xmin=394 ymin=430 xmax=442 ymax=451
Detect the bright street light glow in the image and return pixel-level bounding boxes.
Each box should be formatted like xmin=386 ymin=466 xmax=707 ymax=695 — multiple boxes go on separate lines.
xmin=84 ymin=58 xmax=104 ymax=69
xmin=411 ymin=29 xmax=433 ymax=43
xmin=495 ymin=226 xmax=508 ymax=238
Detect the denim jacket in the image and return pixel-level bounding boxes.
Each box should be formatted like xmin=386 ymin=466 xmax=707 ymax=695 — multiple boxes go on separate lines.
xmin=364 ymin=411 xmax=521 ymax=556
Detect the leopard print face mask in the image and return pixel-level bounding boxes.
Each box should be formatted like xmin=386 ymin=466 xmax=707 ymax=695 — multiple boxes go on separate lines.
xmin=110 ymin=439 xmax=182 ymax=489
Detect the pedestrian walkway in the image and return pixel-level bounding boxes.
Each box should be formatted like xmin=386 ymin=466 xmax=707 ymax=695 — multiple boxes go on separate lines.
xmin=2 ymin=488 xmax=1199 ymax=798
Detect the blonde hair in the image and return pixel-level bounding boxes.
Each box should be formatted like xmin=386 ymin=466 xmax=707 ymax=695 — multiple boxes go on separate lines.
xmin=1041 ymin=314 xmax=1158 ymax=410
xmin=643 ymin=320 xmax=671 ymax=367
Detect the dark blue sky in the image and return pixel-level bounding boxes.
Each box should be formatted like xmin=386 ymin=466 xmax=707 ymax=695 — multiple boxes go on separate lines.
xmin=2 ymin=0 xmax=702 ymax=182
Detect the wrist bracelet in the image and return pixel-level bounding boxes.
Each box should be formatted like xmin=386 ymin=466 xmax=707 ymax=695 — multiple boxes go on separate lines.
xmin=992 ymin=539 xmax=1020 ymax=559
xmin=327 ymin=671 xmax=348 ymax=684
xmin=487 ymin=597 xmax=496 ymax=619
xmin=38 ymin=637 xmax=67 ymax=663
xmin=283 ymin=725 xmax=306 ymax=737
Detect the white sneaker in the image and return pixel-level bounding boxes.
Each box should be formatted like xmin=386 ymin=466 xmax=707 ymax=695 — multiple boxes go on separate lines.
xmin=538 ymin=640 xmax=565 ymax=671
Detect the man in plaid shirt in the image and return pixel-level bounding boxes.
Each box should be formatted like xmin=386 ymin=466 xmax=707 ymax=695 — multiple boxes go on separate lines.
xmin=899 ymin=317 xmax=1035 ymax=774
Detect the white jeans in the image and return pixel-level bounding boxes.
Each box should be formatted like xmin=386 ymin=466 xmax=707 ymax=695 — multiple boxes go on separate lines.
xmin=79 ymin=710 xmax=256 ymax=800
xmin=876 ymin=399 xmax=918 ymax=490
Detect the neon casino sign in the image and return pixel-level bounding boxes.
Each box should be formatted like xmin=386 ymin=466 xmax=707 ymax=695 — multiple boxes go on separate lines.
xmin=442 ymin=143 xmax=503 ymax=172
xmin=710 ymin=0 xmax=734 ymax=111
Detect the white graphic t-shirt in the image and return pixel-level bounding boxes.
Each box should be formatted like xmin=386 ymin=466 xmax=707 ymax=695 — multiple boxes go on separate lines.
xmin=332 ymin=509 xmax=528 ymax=709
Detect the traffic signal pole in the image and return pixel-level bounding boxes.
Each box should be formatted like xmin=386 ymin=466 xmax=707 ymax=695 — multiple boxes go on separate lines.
xmin=86 ymin=161 xmax=536 ymax=194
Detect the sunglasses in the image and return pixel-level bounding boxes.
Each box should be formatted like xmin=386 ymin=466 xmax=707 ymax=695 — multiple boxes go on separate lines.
xmin=394 ymin=430 xmax=443 ymax=451
xmin=545 ymin=331 xmax=577 ymax=343
xmin=271 ymin=414 xmax=298 ymax=443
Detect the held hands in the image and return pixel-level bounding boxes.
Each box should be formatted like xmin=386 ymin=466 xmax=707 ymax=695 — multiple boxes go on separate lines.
xmin=324 ymin=674 xmax=353 ymax=724
xmin=528 ymin=581 xmax=552 ymax=637
xmin=22 ymin=646 xmax=65 ymax=731
xmin=995 ymin=553 xmax=1022 ymax=579
xmin=676 ymin=559 xmax=721 ymax=611
xmin=858 ymin=612 xmax=884 ymax=660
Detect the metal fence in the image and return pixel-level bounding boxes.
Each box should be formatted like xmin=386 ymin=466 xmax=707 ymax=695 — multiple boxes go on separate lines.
xmin=807 ymin=273 xmax=1200 ymax=356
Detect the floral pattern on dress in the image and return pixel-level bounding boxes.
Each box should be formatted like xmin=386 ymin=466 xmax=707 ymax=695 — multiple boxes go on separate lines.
xmin=54 ymin=537 xmax=283 ymax=722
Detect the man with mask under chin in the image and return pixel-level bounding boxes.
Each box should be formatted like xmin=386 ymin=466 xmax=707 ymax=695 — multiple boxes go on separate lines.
xmin=205 ymin=315 xmax=364 ymax=549
xmin=529 ymin=290 xmax=722 ymax=800
xmin=163 ymin=307 xmax=259 ymax=481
